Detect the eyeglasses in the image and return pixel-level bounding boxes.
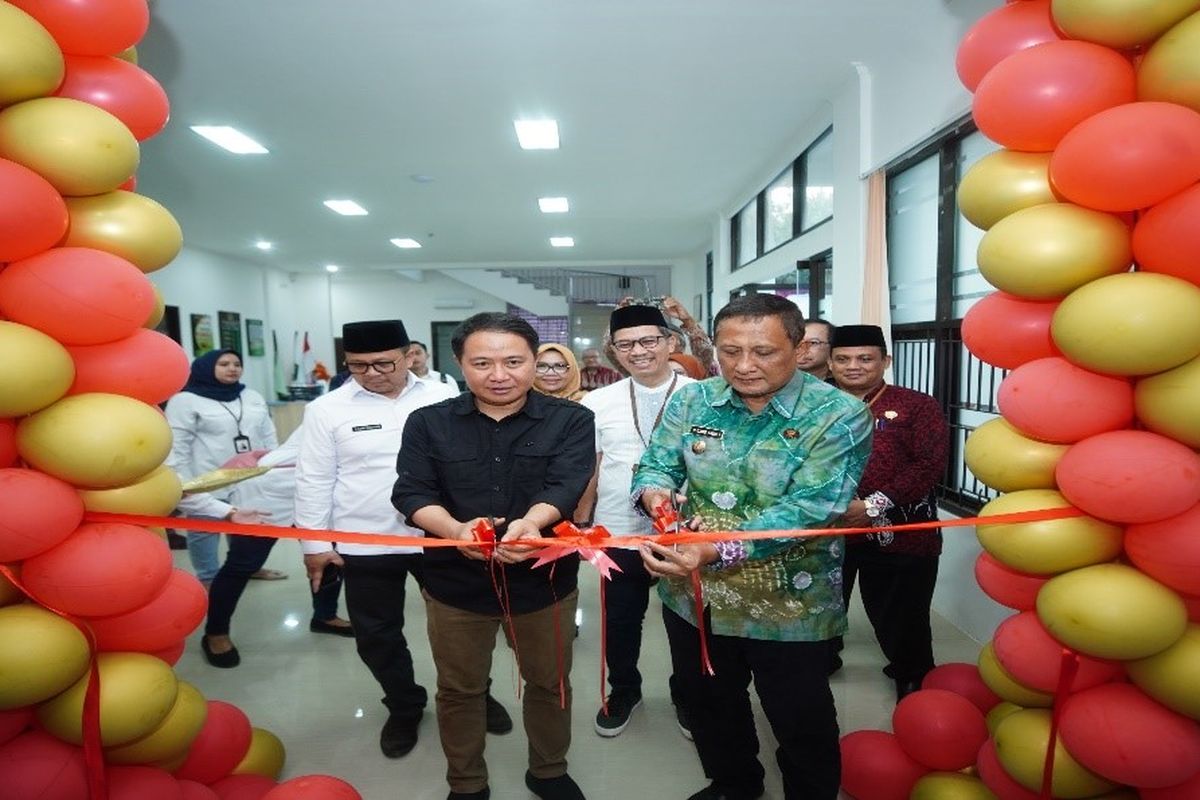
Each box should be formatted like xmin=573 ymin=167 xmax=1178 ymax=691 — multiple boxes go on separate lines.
xmin=535 ymin=363 xmax=571 ymax=374
xmin=612 ymin=335 xmax=667 ymax=353
xmin=345 ymin=359 xmax=401 ymax=374
xmin=803 ymin=339 xmax=829 ymax=347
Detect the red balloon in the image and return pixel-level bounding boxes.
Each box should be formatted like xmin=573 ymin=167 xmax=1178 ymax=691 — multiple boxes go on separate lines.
xmin=261 ymin=775 xmax=363 ymax=800
xmin=1140 ymin=769 xmax=1200 ymax=800
xmin=1057 ymin=430 xmax=1200 ymax=523
xmin=998 ymin=357 xmax=1134 ymax=444
xmin=0 ymin=729 xmax=88 ymax=800
xmin=976 ymin=739 xmax=1039 ymax=800
xmin=1051 ymin=102 xmax=1200 ymax=212
xmin=109 ymin=765 xmax=184 ymax=800
xmin=0 ymin=468 xmax=84 ymax=562
xmin=962 ymin=292 xmax=1059 ymax=370
xmin=0 ymin=159 xmax=69 ymax=263
xmin=1126 ymin=504 xmax=1200 ymax=596
xmin=975 ymin=553 xmax=1049 ymax=611
xmin=1184 ymin=592 xmax=1200 ymax=623
xmin=21 ymin=522 xmax=171 ymax=617
xmin=87 ymin=569 xmax=207 ymax=653
xmin=148 ymin=638 xmax=188 ymax=666
xmin=55 ymin=56 xmax=170 ymax=141
xmin=118 ymin=175 xmax=138 ymax=192
xmin=180 ymin=780 xmax=221 ymax=800
xmin=955 ymin=0 xmax=1060 ymax=91
xmin=0 ymin=247 xmax=155 ymax=346
xmin=67 ymin=329 xmax=190 ymax=405
xmin=0 ymin=419 xmax=16 ymax=468
xmin=1060 ymin=683 xmax=1200 ymax=788
xmin=7 ymin=0 xmax=149 ymax=57
xmin=174 ymin=702 xmax=252 ymax=786
xmin=211 ymin=774 xmax=277 ymax=800
xmin=892 ymin=689 xmax=989 ymax=771
xmin=0 ymin=707 xmax=33 ymax=747
xmin=974 ymin=41 xmax=1136 ymax=152
xmin=839 ymin=730 xmax=928 ymax=800
xmin=1133 ymin=183 xmax=1200 ymax=286
xmin=993 ymin=611 xmax=1124 ymax=693
xmin=920 ymin=662 xmax=1002 ymax=714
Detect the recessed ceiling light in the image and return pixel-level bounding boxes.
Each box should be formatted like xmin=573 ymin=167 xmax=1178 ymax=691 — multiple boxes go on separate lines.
xmin=538 ymin=197 xmax=569 ymax=213
xmin=390 ymin=238 xmax=422 ymax=249
xmin=514 ymin=119 xmax=560 ymax=150
xmin=325 ymin=264 xmax=340 ymax=273
xmin=189 ymin=125 xmax=268 ymax=154
xmin=550 ymin=236 xmax=574 ymax=248
xmin=410 ymin=174 xmax=435 ymax=184
xmin=254 ymin=240 xmax=273 ymax=251
xmin=323 ymin=199 xmax=368 ymax=216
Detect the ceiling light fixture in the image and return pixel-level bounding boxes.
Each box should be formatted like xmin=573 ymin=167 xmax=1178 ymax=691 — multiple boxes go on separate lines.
xmin=325 ymin=264 xmax=340 ymax=273
xmin=390 ymin=238 xmax=422 ymax=249
xmin=189 ymin=125 xmax=269 ymax=154
xmin=514 ymin=119 xmax=560 ymax=150
xmin=323 ymin=199 xmax=368 ymax=216
xmin=538 ymin=196 xmax=569 ymax=213
xmin=254 ymin=240 xmax=273 ymax=251
xmin=550 ymin=236 xmax=574 ymax=248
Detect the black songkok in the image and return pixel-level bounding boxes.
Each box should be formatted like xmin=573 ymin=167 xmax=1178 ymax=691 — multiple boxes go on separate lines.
xmin=342 ymin=320 xmax=410 ymax=353
xmin=830 ymin=324 xmax=887 ymax=350
xmin=609 ymin=304 xmax=668 ymax=335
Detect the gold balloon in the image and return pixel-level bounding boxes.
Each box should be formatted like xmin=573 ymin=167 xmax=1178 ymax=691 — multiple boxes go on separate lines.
xmin=978 ymin=203 xmax=1132 ymax=300
xmin=78 ymin=464 xmax=182 ymax=516
xmin=0 ymin=3 xmax=64 ymax=107
xmin=105 ymin=681 xmax=207 ymax=765
xmin=0 ymin=604 xmax=90 ymax=709
xmin=1138 ymin=9 xmax=1200 ymax=113
xmin=994 ymin=709 xmax=1117 ymax=798
xmin=1053 ymin=272 xmax=1200 ymax=376
xmin=0 ymin=567 xmax=21 ymax=608
xmin=1037 ymin=563 xmax=1188 ymax=660
xmin=63 ymin=191 xmax=183 ymax=274
xmin=976 ymin=490 xmax=1123 ymax=575
xmin=1054 ymin=0 xmax=1200 ymax=49
xmin=978 ymin=643 xmax=1054 ymax=708
xmin=232 ymin=727 xmax=286 ymax=779
xmin=964 ymin=418 xmax=1067 ymax=492
xmin=16 ymin=393 xmax=172 ymax=489
xmin=985 ymin=701 xmax=1024 ymax=736
xmin=38 ymin=652 xmax=178 ymax=747
xmin=1135 ymin=354 xmax=1200 ymax=447
xmin=1126 ymin=624 xmax=1200 ymax=720
xmin=0 ymin=321 xmax=75 ymax=417
xmin=115 ymin=46 xmax=138 ymax=65
xmin=0 ymin=97 xmax=139 ymax=197
xmin=144 ymin=285 xmax=166 ymax=329
xmin=910 ymin=772 xmax=997 ymax=800
xmin=958 ymin=150 xmax=1056 ymax=231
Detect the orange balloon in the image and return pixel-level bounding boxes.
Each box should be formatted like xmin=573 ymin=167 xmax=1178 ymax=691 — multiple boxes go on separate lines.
xmin=87 ymin=569 xmax=207 ymax=653
xmin=7 ymin=0 xmax=149 ymax=57
xmin=54 ymin=55 xmax=169 ymax=141
xmin=975 ymin=552 xmax=1049 ymax=611
xmin=174 ymin=702 xmax=252 ymax=786
xmin=973 ymin=41 xmax=1136 ymax=152
xmin=1126 ymin=504 xmax=1200 ymax=596
xmin=0 ymin=158 xmax=68 ymax=263
xmin=1050 ymin=102 xmax=1200 ymax=212
xmin=962 ymin=292 xmax=1059 ymax=370
xmin=1133 ymin=183 xmax=1200 ymax=285
xmin=998 ymin=357 xmax=1134 ymax=444
xmin=993 ymin=611 xmax=1123 ymax=693
xmin=0 ymin=468 xmax=84 ymax=563
xmin=955 ymin=0 xmax=1060 ymax=91
xmin=66 ymin=329 xmax=190 ymax=405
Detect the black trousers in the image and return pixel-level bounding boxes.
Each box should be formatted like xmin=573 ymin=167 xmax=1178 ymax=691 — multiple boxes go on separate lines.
xmin=841 ymin=545 xmax=939 ymax=683
xmin=663 ymin=607 xmax=840 ymax=800
xmin=604 ymin=548 xmax=652 ymax=697
xmin=342 ymin=553 xmax=428 ymax=722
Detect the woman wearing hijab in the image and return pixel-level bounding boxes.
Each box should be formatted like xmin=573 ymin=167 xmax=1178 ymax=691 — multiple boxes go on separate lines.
xmin=668 ymin=352 xmax=707 ymax=380
xmin=533 ymin=342 xmax=588 ymax=402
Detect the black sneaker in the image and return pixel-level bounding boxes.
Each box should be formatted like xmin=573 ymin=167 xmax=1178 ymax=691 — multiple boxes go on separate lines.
xmin=594 ymin=692 xmax=642 ymax=737
xmin=379 ymin=712 xmax=421 ymax=758
xmin=447 ymin=789 xmax=489 ymax=800
xmin=674 ymin=702 xmax=693 ymax=741
xmin=525 ymin=770 xmax=585 ymax=800
xmin=484 ymin=692 xmax=513 ymax=734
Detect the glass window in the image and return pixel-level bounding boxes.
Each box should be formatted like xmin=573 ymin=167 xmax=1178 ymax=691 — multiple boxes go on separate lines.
xmin=735 ymin=200 xmax=758 ymax=267
xmin=952 ymin=131 xmax=1002 ymax=318
xmin=819 ymin=258 xmax=833 ymax=318
xmin=802 ymin=131 xmax=834 ymax=230
xmin=887 ymin=155 xmax=939 ymax=324
xmin=762 ymin=168 xmax=794 ymax=252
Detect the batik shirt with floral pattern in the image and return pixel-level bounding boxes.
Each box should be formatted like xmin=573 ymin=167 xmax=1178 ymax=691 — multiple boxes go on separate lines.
xmin=632 ymin=371 xmax=873 ymax=642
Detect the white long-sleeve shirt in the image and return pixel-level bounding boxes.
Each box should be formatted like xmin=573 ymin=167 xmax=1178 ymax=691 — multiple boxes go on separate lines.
xmin=415 ymin=369 xmax=460 ymax=392
xmin=295 ymin=376 xmax=457 ymax=555
xmin=165 ymin=389 xmax=278 ymax=520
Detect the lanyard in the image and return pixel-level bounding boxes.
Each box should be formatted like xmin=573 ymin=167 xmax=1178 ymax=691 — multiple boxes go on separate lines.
xmin=629 ymin=373 xmax=679 ymax=448
xmin=218 ymin=396 xmax=245 ymax=435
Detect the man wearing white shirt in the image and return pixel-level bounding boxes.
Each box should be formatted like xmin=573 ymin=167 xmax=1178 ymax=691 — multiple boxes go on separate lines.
xmin=295 ymin=320 xmax=509 ymax=760
xmin=408 ymin=339 xmax=461 ymax=392
xmin=579 ymin=305 xmax=696 ymax=738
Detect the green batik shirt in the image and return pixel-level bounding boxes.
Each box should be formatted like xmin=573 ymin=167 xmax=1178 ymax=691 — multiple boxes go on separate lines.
xmin=631 ymin=370 xmax=873 ymax=642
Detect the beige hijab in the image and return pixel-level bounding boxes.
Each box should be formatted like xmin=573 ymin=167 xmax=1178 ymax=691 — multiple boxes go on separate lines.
xmin=534 ymin=343 xmax=587 ymax=402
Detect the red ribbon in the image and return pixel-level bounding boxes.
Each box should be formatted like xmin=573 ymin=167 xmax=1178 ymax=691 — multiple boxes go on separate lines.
xmin=650 ymin=503 xmax=715 ymax=677
xmin=1041 ymin=648 xmax=1082 ymax=799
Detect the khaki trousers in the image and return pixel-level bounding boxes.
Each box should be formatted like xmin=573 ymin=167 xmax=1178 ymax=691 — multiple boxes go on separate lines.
xmin=424 ymin=590 xmax=578 ymax=793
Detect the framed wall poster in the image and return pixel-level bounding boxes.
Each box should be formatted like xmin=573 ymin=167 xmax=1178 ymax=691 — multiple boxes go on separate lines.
xmin=245 ymin=318 xmax=266 ymax=356
xmin=218 ymin=311 xmax=242 ymax=353
xmin=191 ymin=313 xmax=215 ymax=356
xmin=156 ymin=305 xmax=183 ymax=345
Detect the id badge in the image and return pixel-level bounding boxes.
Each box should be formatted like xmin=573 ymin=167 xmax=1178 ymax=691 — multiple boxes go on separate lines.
xmin=233 ymin=435 xmax=252 ymax=454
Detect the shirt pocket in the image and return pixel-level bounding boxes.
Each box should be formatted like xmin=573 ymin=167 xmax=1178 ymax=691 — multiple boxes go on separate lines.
xmin=511 ymin=441 xmax=555 ymax=486
xmin=431 ymin=446 xmax=481 ymax=490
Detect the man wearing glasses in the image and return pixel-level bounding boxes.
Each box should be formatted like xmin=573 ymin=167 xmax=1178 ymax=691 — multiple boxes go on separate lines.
xmin=295 ymin=320 xmax=511 ymax=760
xmin=796 ymin=318 xmax=836 ymax=383
xmin=577 ymin=305 xmax=697 ymax=739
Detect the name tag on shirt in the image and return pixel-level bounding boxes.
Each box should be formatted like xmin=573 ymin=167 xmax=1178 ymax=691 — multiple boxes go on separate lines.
xmin=351 ymin=424 xmax=383 ymax=432
xmin=690 ymin=425 xmax=724 ymax=439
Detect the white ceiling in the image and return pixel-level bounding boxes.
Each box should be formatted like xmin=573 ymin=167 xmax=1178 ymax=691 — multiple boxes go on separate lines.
xmin=136 ymin=0 xmax=990 ymax=273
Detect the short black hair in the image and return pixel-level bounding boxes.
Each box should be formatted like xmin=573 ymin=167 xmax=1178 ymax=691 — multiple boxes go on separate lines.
xmin=806 ymin=318 xmax=835 ymax=341
xmin=713 ymin=294 xmax=805 ymax=345
xmin=408 ymin=340 xmax=428 ymax=352
xmin=451 ymin=313 xmax=539 ymax=359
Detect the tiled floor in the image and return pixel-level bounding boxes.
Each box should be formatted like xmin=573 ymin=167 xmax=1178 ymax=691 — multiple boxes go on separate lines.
xmin=172 ymin=545 xmax=983 ymax=800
